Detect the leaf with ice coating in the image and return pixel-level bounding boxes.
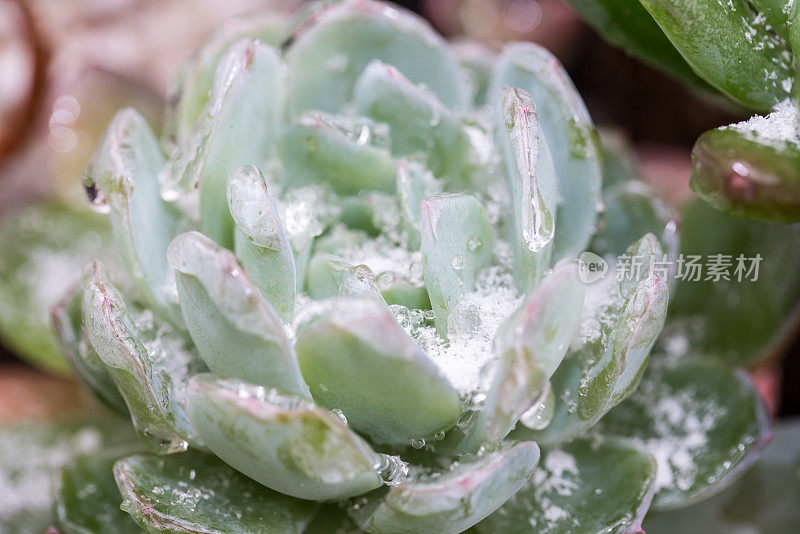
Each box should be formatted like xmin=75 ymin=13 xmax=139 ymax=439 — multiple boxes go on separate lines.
xmin=55 ymin=451 xmax=143 ymax=534
xmin=0 ymin=201 xmax=119 ymax=375
xmin=637 ymin=0 xmax=793 ymax=111
xmin=600 ymin=360 xmax=770 ymax=510
xmin=51 ymin=288 xmax=127 ymax=414
xmin=295 ymin=298 xmax=461 ymax=446
xmin=307 ymin=253 xmax=386 ymax=302
xmin=592 ymin=180 xmax=679 ymax=260
xmin=82 ymin=260 xmax=206 ymax=454
xmin=446 ymin=263 xmax=584 ymax=454
xmin=278 ymin=111 xmax=396 ymax=195
xmin=643 ymin=419 xmax=800 ymax=533
xmin=420 ymin=194 xmax=495 ymax=337
xmin=396 ymin=159 xmax=442 ymax=250
xmin=350 ymin=442 xmax=540 ymax=534
xmin=474 ymin=438 xmax=657 ymax=534
xmin=114 ymin=451 xmax=318 ymax=533
xmin=497 ymin=87 xmax=557 ymax=293
xmin=452 ymin=40 xmax=496 ymax=107
xmin=186 ymin=374 xmax=383 ymax=500
xmin=163 ymin=12 xmax=291 ymax=147
xmin=353 ymin=61 xmax=477 ymax=188
xmin=163 ymin=40 xmax=284 ymax=249
xmin=84 ymin=108 xmax=183 ymax=327
xmin=227 ymin=165 xmax=296 ymax=321
xmin=168 ymin=231 xmax=308 ymax=398
xmin=690 ymin=120 xmax=800 ymax=223
xmin=662 ymin=199 xmax=800 ymax=367
xmin=522 ymin=234 xmax=669 ymax=445
xmin=491 ymin=43 xmax=602 ymax=261
xmin=285 ymin=0 xmax=468 ymax=115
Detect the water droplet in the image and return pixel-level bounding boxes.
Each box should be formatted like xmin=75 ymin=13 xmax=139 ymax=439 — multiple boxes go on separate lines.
xmin=434 ymin=430 xmax=446 ymax=441
xmin=329 ymin=408 xmax=348 ymax=426
xmin=410 ymin=438 xmax=426 ymax=449
xmin=374 ymin=454 xmax=408 ymax=486
xmin=377 ymin=272 xmax=396 ymax=290
xmin=451 ymin=255 xmax=466 ymax=270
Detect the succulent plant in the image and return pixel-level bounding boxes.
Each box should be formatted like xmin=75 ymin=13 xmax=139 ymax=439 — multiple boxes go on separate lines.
xmin=10 ymin=1 xmax=775 ymax=533
xmin=563 ymin=0 xmax=800 ymax=222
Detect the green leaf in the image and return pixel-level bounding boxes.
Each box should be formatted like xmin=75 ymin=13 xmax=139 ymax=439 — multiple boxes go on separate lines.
xmin=0 ymin=201 xmax=115 ymax=374
xmin=51 ymin=288 xmax=128 ymax=414
xmin=186 ymin=374 xmax=384 ymax=500
xmin=227 ymin=165 xmax=296 ymax=321
xmin=600 ymin=360 xmax=771 ymax=510
xmin=163 ymin=40 xmax=284 ymax=249
xmin=82 ymin=261 xmax=206 ymax=453
xmin=474 ymin=438 xmax=657 ymax=534
xmin=592 ymin=180 xmax=679 ymax=259
xmin=690 ymin=123 xmax=800 ymax=223
xmin=353 ymin=61 xmax=477 ymax=187
xmin=491 ymin=43 xmax=602 ymax=260
xmin=295 ymin=298 xmax=461 ymax=446
xmin=84 ymin=108 xmax=183 ymax=327
xmin=351 ymin=442 xmax=540 ymax=534
xmin=163 ymin=12 xmax=291 ymax=147
xmin=0 ymin=417 xmax=137 ymax=534
xmin=638 ymin=0 xmax=793 ymax=111
xmin=597 ymin=128 xmax=640 ymax=190
xmin=662 ymin=199 xmax=800 ymax=366
xmin=114 ymin=451 xmax=318 ymax=533
xmin=420 ymin=194 xmax=495 ymax=336
xmin=168 ymin=231 xmax=309 ymax=398
xmin=560 ymin=0 xmax=714 ymax=92
xmin=452 ymin=40 xmax=496 ymax=107
xmin=523 ymin=234 xmax=669 ymax=445
xmin=643 ymin=419 xmax=800 ymax=533
xmin=396 ymin=159 xmax=442 ymax=250
xmin=285 ymin=0 xmax=468 ymax=115
xmin=278 ymin=111 xmax=396 ymax=195
xmin=55 ymin=451 xmax=143 ymax=534
xmin=446 ymin=263 xmax=584 ymax=454
xmin=497 ymin=87 xmax=557 ymax=293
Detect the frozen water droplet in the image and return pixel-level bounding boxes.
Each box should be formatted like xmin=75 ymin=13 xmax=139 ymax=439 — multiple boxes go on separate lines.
xmin=329 ymin=408 xmax=348 ymax=426
xmin=377 ymin=271 xmax=396 ymax=290
xmin=374 ymin=454 xmax=408 ymax=487
xmin=410 ymin=438 xmax=426 ymax=449
xmin=451 ymin=255 xmax=466 ymax=270
xmin=434 ymin=430 xmax=446 ymax=441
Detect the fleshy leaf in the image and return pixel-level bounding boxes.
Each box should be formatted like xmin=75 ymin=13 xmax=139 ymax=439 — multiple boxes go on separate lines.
xmin=638 ymin=0 xmax=793 ymax=110
xmin=114 ymin=451 xmax=318 ymax=533
xmin=55 ymin=451 xmax=142 ymax=534
xmin=523 ymin=234 xmax=669 ymax=445
xmin=353 ymin=60 xmax=477 ymax=187
xmin=227 ymin=165 xmax=296 ymax=321
xmin=163 ymin=40 xmax=284 ymax=248
xmin=351 ymin=442 xmax=540 ymax=534
xmin=163 ymin=12 xmax=291 ymax=147
xmin=452 ymin=40 xmax=496 ymax=107
xmin=497 ymin=87 xmax=558 ymax=292
xmin=600 ymin=360 xmax=771 ymax=510
xmin=491 ymin=43 xmax=602 ymax=260
xmin=84 ymin=108 xmax=183 ymax=326
xmin=186 ymin=374 xmax=383 ymax=500
xmin=396 ymin=159 xmax=442 ymax=250
xmin=592 ymin=180 xmax=679 ymax=260
xmin=643 ymin=419 xmax=800 ymax=533
xmin=307 ymin=254 xmax=386 ymax=302
xmin=446 ymin=263 xmax=584 ymax=454
xmin=82 ymin=261 xmax=206 ymax=454
xmin=420 ymin=194 xmax=495 ymax=336
xmin=690 ymin=123 xmax=800 ymax=223
xmin=278 ymin=111 xmax=396 ymax=195
xmin=285 ymin=0 xmax=468 ymax=115
xmin=474 ymin=438 xmax=657 ymax=534
xmin=295 ymin=298 xmax=461 ymax=446
xmin=51 ymin=288 xmax=127 ymax=414
xmin=0 ymin=201 xmax=118 ymax=374
xmin=0 ymin=417 xmax=137 ymax=534
xmin=168 ymin=231 xmax=308 ymax=397
xmin=661 ymin=199 xmax=800 ymax=366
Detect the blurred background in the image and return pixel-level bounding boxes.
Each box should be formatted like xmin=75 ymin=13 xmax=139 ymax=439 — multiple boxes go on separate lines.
xmin=0 ymin=0 xmax=797 ymax=418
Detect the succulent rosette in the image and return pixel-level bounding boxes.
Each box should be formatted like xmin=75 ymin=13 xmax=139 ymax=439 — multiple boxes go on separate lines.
xmin=32 ymin=1 xmax=775 ymax=533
